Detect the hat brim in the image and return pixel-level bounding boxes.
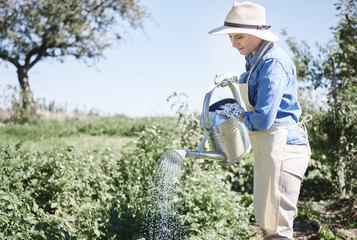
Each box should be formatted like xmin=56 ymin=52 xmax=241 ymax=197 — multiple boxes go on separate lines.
xmin=209 ymin=26 xmax=279 ymax=42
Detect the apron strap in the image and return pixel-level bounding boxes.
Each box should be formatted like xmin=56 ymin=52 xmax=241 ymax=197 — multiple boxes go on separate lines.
xmin=286 ymin=115 xmax=312 ymax=132
xmin=299 ymin=114 xmax=313 ymax=126
xmin=296 ymin=115 xmax=313 ymax=132
xmin=239 ymin=42 xmax=272 ymax=111
xmin=247 ymin=41 xmax=272 ymax=84
xmin=297 ymin=115 xmax=313 ymax=155
xmin=284 ymin=114 xmax=312 ymax=155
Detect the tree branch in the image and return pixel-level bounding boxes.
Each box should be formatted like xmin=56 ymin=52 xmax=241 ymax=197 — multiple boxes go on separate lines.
xmin=26 ymin=35 xmax=56 ymax=70
xmin=0 ymin=51 xmax=21 ymax=69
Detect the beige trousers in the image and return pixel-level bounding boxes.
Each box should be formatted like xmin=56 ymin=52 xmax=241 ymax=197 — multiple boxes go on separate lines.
xmin=261 ymin=144 xmax=310 ymax=240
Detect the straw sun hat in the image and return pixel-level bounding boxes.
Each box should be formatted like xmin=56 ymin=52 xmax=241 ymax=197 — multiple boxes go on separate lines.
xmin=209 ymin=1 xmax=279 ymax=42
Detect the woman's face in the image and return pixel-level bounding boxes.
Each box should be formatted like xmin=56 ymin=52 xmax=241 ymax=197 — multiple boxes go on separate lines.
xmin=228 ymin=33 xmax=263 ymax=55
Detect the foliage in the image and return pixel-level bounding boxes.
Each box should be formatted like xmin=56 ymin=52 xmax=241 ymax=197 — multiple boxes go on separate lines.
xmin=333 ymin=0 xmax=357 ymax=81
xmin=116 ymin=124 xmax=175 ymax=213
xmin=226 ymin=153 xmax=255 ymax=194
xmin=318 ymin=226 xmax=342 ymax=240
xmin=0 ymin=141 xmax=121 ymax=239
xmin=0 ymin=0 xmax=149 ymax=108
xmin=167 ymin=92 xmax=205 ymax=151
xmin=297 ymin=202 xmax=322 ymax=223
xmin=0 ymin=123 xmax=174 ymax=239
xmin=283 ymin=0 xmax=357 ymax=199
xmin=297 ymin=201 xmax=343 ymax=240
xmin=301 ymin=158 xmax=337 ymax=201
xmin=319 ymin=93 xmax=357 ymax=197
xmin=0 ymin=106 xmax=260 ymax=239
xmin=0 ymin=0 xmax=148 ymax=63
xmin=297 ymin=108 xmax=338 ymax=201
xmin=182 ymin=168 xmax=254 ymax=239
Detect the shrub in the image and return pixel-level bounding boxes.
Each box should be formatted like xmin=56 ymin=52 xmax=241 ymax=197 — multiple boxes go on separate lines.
xmin=226 ymin=153 xmax=254 ymax=194
xmin=182 ymin=168 xmax=255 ymax=239
xmin=0 ymin=142 xmax=123 ymax=239
xmin=300 ymin=158 xmax=337 ymax=201
xmin=318 ymin=226 xmax=342 ymax=240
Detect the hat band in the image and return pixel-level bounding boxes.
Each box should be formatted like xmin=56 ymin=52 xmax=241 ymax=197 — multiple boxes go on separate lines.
xmin=224 ymin=21 xmax=271 ymax=30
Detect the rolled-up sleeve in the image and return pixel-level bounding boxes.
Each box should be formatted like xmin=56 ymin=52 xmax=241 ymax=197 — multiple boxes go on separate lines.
xmin=243 ymin=59 xmax=288 ymax=131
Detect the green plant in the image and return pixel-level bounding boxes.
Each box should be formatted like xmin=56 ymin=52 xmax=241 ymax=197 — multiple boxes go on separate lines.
xmin=300 ymin=158 xmax=337 ymax=201
xmin=318 ymin=226 xmax=342 ymax=240
xmin=167 ymin=92 xmax=205 ymax=151
xmin=226 ymin=153 xmax=254 ymax=194
xmin=297 ymin=202 xmax=322 ymax=222
xmin=182 ymin=168 xmax=255 ymax=239
xmin=0 ymin=141 xmax=126 ymax=239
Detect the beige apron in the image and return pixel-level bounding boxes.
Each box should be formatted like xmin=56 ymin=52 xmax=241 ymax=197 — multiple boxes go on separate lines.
xmin=239 ymin=42 xmax=289 ymax=232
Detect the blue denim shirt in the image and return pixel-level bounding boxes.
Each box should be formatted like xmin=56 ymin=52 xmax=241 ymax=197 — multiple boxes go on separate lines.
xmin=239 ymin=41 xmax=306 ymax=145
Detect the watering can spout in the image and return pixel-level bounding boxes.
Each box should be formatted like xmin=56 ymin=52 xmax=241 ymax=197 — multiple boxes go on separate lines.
xmin=185 ymin=150 xmax=225 ymax=161
xmin=164 ymin=130 xmax=225 ymax=164
xmin=162 ymin=148 xmax=187 ymax=165
xmin=164 ymin=148 xmax=225 ymax=165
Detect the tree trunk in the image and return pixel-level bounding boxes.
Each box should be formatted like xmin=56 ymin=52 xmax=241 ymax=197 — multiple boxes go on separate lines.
xmin=331 ymin=57 xmax=338 ymax=104
xmin=338 ymin=157 xmax=346 ymax=197
xmin=17 ymin=66 xmax=33 ymax=109
xmin=331 ymin=56 xmax=346 ymax=197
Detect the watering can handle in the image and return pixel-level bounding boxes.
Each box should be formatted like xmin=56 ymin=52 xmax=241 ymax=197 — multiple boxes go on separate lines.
xmin=201 ymin=82 xmax=241 ymax=130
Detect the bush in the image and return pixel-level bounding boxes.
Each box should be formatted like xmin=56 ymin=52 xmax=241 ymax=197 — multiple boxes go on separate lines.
xmin=300 ymin=158 xmax=337 ymax=201
xmin=302 ymin=104 xmax=357 ymax=200
xmin=182 ymin=168 xmax=255 ymax=239
xmin=318 ymin=226 xmax=342 ymax=240
xmin=226 ymin=153 xmax=254 ymax=194
xmin=0 ymin=142 xmax=121 ymax=238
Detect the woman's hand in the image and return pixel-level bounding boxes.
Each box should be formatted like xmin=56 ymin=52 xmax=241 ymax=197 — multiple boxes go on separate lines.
xmin=215 ymin=102 xmax=245 ymax=119
xmin=214 ymin=72 xmax=240 ymax=87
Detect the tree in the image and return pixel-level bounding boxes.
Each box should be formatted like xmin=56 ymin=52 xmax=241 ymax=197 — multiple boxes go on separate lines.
xmin=283 ymin=0 xmax=357 ymax=198
xmin=0 ymin=0 xmax=148 ymax=109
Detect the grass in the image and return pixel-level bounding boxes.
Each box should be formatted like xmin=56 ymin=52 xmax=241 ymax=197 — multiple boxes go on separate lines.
xmin=0 ymin=115 xmax=177 ymax=152
xmin=0 ymin=135 xmax=134 ymax=153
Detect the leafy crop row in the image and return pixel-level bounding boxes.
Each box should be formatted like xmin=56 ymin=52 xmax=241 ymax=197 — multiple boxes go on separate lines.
xmin=0 ymin=113 xmax=256 ymax=239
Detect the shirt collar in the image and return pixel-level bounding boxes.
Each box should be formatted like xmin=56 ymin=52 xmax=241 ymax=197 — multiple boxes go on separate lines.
xmin=245 ymin=40 xmax=272 ymax=70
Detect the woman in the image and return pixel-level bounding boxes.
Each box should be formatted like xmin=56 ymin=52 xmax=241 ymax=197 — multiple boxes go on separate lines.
xmin=209 ymin=2 xmax=311 ymax=239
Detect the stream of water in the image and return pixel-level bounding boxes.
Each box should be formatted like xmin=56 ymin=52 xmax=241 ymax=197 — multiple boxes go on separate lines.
xmin=140 ymin=149 xmax=186 ymax=240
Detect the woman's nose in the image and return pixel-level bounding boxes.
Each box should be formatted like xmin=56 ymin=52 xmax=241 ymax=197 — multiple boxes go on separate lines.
xmin=232 ymin=41 xmax=240 ymax=48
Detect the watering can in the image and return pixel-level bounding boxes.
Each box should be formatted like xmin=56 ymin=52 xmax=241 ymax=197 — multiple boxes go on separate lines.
xmin=166 ymin=82 xmax=251 ymax=166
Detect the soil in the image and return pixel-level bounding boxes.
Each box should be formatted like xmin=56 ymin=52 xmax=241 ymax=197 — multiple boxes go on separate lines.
xmin=254 ymin=195 xmax=356 ymax=239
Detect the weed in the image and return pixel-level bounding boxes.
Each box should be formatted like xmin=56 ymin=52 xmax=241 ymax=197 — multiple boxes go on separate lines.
xmin=318 ymin=226 xmax=342 ymax=240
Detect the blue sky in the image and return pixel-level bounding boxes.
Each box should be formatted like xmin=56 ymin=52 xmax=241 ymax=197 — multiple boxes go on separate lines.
xmin=0 ymin=0 xmax=339 ymax=117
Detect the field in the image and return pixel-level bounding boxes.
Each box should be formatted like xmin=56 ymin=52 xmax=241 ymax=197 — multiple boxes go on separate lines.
xmin=0 ymin=114 xmax=356 ymax=239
